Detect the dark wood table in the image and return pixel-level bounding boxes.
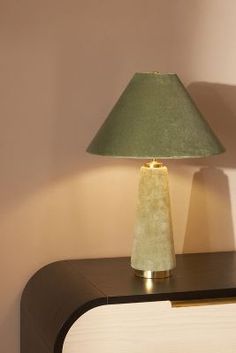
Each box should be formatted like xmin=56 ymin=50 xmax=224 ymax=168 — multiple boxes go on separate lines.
xmin=21 ymin=251 xmax=236 ymax=353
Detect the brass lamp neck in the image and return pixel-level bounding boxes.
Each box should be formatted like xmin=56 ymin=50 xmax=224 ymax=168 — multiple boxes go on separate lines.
xmin=144 ymin=160 xmax=163 ymax=168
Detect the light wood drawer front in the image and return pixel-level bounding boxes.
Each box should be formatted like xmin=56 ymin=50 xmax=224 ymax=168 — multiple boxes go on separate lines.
xmin=63 ymin=300 xmax=236 ymax=353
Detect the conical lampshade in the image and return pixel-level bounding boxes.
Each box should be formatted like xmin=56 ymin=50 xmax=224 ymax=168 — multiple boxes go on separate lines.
xmin=87 ymin=72 xmax=225 ymax=158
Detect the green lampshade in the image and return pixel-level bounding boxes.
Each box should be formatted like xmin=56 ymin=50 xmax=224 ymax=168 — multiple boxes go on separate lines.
xmin=87 ymin=72 xmax=225 ymax=158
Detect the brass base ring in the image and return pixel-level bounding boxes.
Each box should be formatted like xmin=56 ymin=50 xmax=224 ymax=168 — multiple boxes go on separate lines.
xmin=134 ymin=269 xmax=171 ymax=279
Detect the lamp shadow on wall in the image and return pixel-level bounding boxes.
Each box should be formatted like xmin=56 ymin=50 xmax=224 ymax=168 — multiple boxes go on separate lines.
xmin=183 ymin=82 xmax=236 ymax=253
xmin=183 ymin=167 xmax=234 ymax=252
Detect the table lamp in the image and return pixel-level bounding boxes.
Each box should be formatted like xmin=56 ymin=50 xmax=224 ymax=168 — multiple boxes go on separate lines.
xmin=87 ymin=72 xmax=225 ymax=279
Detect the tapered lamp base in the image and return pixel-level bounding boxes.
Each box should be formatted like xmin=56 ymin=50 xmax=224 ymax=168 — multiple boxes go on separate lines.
xmin=131 ymin=161 xmax=176 ymax=278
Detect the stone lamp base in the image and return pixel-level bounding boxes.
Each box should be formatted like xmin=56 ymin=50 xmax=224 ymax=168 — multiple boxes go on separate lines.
xmin=131 ymin=161 xmax=176 ymax=279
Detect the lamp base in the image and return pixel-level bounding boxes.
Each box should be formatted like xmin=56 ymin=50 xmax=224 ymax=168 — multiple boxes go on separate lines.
xmin=131 ymin=160 xmax=176 ymax=277
xmin=134 ymin=269 xmax=171 ymax=279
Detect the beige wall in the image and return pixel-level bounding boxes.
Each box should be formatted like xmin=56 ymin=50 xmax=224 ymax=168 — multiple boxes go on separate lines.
xmin=0 ymin=1 xmax=236 ymax=352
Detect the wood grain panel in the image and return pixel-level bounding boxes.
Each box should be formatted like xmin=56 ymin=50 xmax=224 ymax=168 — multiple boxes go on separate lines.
xmin=63 ymin=301 xmax=236 ymax=353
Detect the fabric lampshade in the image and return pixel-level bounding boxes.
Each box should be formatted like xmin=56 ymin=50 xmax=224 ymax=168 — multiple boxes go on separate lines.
xmin=87 ymin=72 xmax=224 ymax=158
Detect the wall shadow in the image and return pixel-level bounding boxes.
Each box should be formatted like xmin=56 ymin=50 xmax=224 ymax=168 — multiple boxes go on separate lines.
xmin=185 ymin=81 xmax=236 ymax=168
xmin=183 ymin=167 xmax=235 ymax=253
xmin=182 ymin=82 xmax=236 ymax=253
